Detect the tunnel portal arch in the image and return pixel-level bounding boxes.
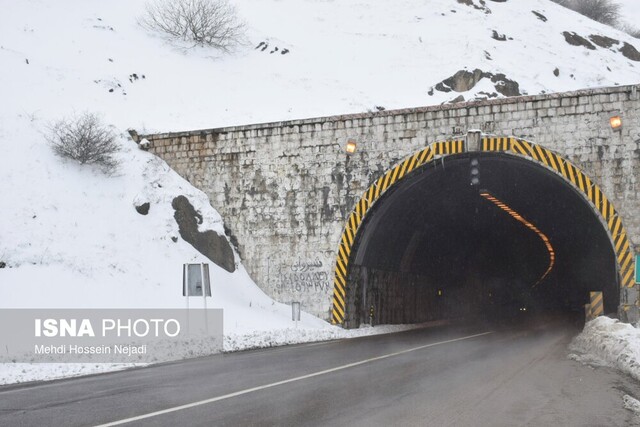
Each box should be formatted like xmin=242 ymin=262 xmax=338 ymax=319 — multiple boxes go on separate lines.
xmin=331 ymin=136 xmax=635 ymax=325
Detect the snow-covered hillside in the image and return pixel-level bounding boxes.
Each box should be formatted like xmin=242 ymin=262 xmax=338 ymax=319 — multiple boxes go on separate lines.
xmin=1 ymin=0 xmax=640 ymax=383
xmin=1 ymin=0 xmax=639 ymax=132
xmin=1 ymin=0 xmax=639 ymax=316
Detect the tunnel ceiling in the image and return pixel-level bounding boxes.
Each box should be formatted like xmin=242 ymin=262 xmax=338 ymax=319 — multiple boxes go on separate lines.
xmin=351 ymin=152 xmax=618 ymax=312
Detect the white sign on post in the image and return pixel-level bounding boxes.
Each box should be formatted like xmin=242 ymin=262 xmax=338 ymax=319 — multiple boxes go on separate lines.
xmin=292 ymin=302 xmax=301 ymax=328
xmin=183 ymin=263 xmax=212 ymax=334
xmin=183 ymin=263 xmax=211 ymax=298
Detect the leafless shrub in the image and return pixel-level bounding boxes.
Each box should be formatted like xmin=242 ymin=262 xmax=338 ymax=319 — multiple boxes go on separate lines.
xmin=552 ymin=0 xmax=620 ymax=26
xmin=574 ymin=0 xmax=620 ymax=26
xmin=140 ymin=0 xmax=245 ymax=52
xmin=46 ymin=112 xmax=120 ymax=173
xmin=551 ymin=0 xmax=572 ymax=7
xmin=619 ymin=23 xmax=640 ymax=39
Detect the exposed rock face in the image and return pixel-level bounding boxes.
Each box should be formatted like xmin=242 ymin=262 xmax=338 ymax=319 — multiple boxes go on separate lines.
xmin=456 ymin=0 xmax=491 ymax=14
xmin=589 ymin=34 xmax=618 ymax=49
xmin=492 ymin=30 xmax=507 ymax=41
xmin=432 ymin=68 xmax=521 ymax=97
xmin=135 ymin=202 xmax=150 ymax=215
xmin=563 ymin=32 xmax=596 ymax=50
xmin=564 ymin=32 xmax=640 ymax=62
xmin=172 ymin=195 xmax=235 ymax=272
xmin=620 ymin=42 xmax=640 ymax=61
xmin=532 ymin=11 xmax=547 ymax=22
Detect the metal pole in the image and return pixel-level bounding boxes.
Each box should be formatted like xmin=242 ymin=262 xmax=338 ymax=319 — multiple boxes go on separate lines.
xmin=202 ymin=263 xmax=209 ymax=335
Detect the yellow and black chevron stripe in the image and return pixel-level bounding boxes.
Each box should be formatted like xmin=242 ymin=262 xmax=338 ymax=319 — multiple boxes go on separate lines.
xmin=331 ymin=139 xmax=465 ymax=324
xmin=482 ymin=136 xmax=512 ymax=152
xmin=590 ymin=291 xmax=604 ymax=318
xmin=481 ymin=136 xmax=636 ymax=290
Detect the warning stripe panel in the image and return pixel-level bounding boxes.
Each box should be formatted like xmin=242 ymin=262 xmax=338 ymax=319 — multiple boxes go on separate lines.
xmin=534 ymin=145 xmax=549 ymax=167
xmin=397 ymin=158 xmax=412 ymax=180
xmin=511 ymin=138 xmax=527 ymax=156
xmin=417 ymin=147 xmax=432 ymax=165
xmin=407 ymin=151 xmax=421 ymax=172
xmin=590 ymin=292 xmax=604 ymax=317
xmin=333 ymin=289 xmax=346 ymax=308
xmin=544 ymin=148 xmax=559 ymax=172
xmin=622 ymin=261 xmax=635 ymax=288
xmin=482 ymin=137 xmax=511 ymax=152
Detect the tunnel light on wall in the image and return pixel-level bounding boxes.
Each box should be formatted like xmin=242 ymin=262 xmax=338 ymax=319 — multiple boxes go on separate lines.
xmin=480 ymin=192 xmax=555 ymax=287
xmin=609 ymin=115 xmax=622 ymax=131
xmin=470 ymin=158 xmax=480 ymax=186
xmin=345 ymin=139 xmax=357 ymax=154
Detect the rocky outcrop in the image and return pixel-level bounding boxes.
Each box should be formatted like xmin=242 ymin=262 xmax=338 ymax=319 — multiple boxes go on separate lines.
xmin=431 ymin=68 xmax=521 ymax=98
xmin=172 ymin=195 xmax=235 ymax=272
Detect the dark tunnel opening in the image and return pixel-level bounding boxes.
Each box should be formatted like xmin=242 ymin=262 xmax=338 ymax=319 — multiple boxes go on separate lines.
xmin=344 ymin=152 xmax=619 ymax=328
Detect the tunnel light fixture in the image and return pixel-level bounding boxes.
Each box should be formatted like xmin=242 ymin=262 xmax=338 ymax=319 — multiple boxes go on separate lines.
xmin=609 ymin=115 xmax=622 ymax=131
xmin=480 ymin=192 xmax=556 ymax=287
xmin=470 ymin=158 xmax=480 ymax=186
xmin=345 ymin=139 xmax=357 ymax=154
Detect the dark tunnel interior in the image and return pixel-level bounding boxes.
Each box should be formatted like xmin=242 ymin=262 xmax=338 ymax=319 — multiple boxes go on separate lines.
xmin=345 ymin=152 xmax=619 ymax=327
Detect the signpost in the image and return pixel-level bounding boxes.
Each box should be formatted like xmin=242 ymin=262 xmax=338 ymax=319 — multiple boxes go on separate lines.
xmin=292 ymin=302 xmax=300 ymax=328
xmin=183 ymin=263 xmax=212 ymax=334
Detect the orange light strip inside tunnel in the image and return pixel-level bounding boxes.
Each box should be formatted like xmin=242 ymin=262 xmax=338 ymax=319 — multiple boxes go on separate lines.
xmin=480 ymin=192 xmax=556 ymax=287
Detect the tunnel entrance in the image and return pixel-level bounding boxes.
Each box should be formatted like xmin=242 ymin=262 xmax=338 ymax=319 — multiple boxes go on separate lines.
xmin=331 ymin=138 xmax=633 ymax=328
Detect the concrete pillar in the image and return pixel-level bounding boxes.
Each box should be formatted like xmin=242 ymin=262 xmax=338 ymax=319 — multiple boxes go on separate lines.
xmin=466 ymin=130 xmax=482 ymax=152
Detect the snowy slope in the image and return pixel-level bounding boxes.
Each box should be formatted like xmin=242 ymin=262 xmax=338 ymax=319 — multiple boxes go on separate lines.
xmin=1 ymin=0 xmax=639 ymax=132
xmin=1 ymin=0 xmax=640 ymax=383
xmin=1 ymin=0 xmax=639 ymax=322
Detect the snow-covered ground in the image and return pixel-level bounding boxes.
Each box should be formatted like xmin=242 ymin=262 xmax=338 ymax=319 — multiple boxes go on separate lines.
xmin=569 ymin=316 xmax=640 ymax=382
xmin=569 ymin=316 xmax=640 ymax=417
xmin=1 ymin=0 xmax=640 ymax=384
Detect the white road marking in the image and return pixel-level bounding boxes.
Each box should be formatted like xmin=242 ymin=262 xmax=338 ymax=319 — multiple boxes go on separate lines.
xmin=95 ymin=331 xmax=493 ymax=426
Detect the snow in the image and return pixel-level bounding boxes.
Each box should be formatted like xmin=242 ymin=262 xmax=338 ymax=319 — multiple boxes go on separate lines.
xmin=2 ymin=0 xmax=639 ymax=132
xmin=623 ymin=394 xmax=640 ymax=418
xmin=1 ymin=0 xmax=640 ymax=384
xmin=569 ymin=316 xmax=640 ymax=382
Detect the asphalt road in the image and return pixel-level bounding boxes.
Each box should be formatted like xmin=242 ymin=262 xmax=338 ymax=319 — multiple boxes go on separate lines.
xmin=1 ymin=317 xmax=638 ymax=426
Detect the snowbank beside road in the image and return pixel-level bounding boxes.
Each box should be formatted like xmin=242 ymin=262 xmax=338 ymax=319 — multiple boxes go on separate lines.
xmin=569 ymin=316 xmax=640 ymax=382
xmin=0 ymin=322 xmax=431 ymax=385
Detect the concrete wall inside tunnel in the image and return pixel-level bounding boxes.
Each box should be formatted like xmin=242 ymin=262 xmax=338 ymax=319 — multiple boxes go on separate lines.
xmin=137 ymin=85 xmax=640 ymax=324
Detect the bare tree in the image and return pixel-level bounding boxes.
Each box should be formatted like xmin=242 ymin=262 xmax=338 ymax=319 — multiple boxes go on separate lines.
xmin=619 ymin=23 xmax=640 ymax=39
xmin=552 ymin=0 xmax=620 ymax=26
xmin=551 ymin=0 xmax=572 ymax=7
xmin=46 ymin=112 xmax=120 ymax=173
xmin=574 ymin=0 xmax=620 ymax=26
xmin=140 ymin=0 xmax=245 ymax=52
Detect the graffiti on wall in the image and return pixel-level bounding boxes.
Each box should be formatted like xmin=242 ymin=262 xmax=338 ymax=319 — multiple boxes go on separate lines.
xmin=269 ymin=256 xmax=332 ymax=293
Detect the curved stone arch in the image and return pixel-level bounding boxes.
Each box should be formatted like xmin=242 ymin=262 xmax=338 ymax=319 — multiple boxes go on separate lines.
xmin=330 ymin=139 xmax=465 ymax=324
xmin=330 ymin=136 xmax=635 ymax=325
xmin=481 ymin=137 xmax=635 ymax=288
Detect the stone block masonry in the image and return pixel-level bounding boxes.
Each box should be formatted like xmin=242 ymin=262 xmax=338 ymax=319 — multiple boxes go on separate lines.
xmin=137 ymin=85 xmax=640 ymax=321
